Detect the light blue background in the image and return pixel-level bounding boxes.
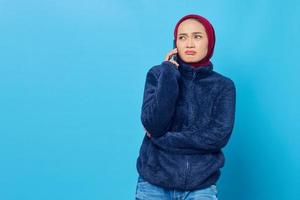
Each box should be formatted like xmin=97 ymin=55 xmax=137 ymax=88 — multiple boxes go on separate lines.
xmin=0 ymin=0 xmax=299 ymax=199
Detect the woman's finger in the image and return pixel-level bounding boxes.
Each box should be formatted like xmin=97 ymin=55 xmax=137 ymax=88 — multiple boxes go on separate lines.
xmin=164 ymin=48 xmax=178 ymax=61
xmin=168 ymin=60 xmax=179 ymax=68
xmin=144 ymin=127 xmax=152 ymax=138
xmin=164 ymin=48 xmax=177 ymax=60
xmin=146 ymin=132 xmax=152 ymax=138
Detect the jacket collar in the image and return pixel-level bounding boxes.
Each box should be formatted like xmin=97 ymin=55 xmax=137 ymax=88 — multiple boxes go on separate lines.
xmin=177 ymin=57 xmax=214 ymax=79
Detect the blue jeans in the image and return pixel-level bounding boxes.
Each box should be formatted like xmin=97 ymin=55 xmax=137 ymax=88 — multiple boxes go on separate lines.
xmin=135 ymin=176 xmax=218 ymax=200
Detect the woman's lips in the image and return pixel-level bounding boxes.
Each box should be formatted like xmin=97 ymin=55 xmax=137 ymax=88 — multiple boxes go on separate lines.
xmin=185 ymin=50 xmax=196 ymax=55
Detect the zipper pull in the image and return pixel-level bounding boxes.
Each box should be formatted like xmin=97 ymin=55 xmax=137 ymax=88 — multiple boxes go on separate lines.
xmin=193 ymin=72 xmax=196 ymax=80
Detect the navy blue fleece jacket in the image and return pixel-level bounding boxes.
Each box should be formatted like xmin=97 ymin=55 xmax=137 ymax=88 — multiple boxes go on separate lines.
xmin=136 ymin=58 xmax=236 ymax=190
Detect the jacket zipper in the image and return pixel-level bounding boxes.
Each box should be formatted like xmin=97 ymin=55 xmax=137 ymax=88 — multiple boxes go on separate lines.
xmin=184 ymin=72 xmax=195 ymax=188
xmin=189 ymin=72 xmax=196 ymax=121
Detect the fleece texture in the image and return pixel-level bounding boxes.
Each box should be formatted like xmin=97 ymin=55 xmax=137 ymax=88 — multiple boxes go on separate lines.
xmin=136 ymin=58 xmax=236 ymax=190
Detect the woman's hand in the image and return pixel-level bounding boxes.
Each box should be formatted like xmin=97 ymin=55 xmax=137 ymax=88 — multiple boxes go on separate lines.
xmin=144 ymin=127 xmax=152 ymax=138
xmin=164 ymin=48 xmax=179 ymax=68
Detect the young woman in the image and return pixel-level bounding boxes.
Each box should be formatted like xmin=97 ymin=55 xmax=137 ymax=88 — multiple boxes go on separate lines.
xmin=135 ymin=14 xmax=236 ymax=200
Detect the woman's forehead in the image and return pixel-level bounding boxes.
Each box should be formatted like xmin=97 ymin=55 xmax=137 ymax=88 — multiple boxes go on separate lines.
xmin=177 ymin=19 xmax=206 ymax=33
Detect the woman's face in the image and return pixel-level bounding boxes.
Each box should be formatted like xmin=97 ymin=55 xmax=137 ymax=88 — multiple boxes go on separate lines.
xmin=176 ymin=19 xmax=208 ymax=63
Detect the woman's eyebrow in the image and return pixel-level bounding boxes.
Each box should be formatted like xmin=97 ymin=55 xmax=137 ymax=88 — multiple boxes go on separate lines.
xmin=178 ymin=32 xmax=203 ymax=36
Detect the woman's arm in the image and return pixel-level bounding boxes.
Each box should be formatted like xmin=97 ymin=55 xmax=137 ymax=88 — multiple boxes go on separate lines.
xmin=150 ymin=81 xmax=236 ymax=154
xmin=141 ymin=61 xmax=180 ymax=138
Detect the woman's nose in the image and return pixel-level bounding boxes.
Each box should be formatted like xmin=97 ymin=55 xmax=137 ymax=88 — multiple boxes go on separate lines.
xmin=186 ymin=38 xmax=195 ymax=48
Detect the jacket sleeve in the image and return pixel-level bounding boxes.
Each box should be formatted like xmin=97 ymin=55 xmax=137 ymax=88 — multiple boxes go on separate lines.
xmin=141 ymin=61 xmax=180 ymax=138
xmin=150 ymin=81 xmax=236 ymax=154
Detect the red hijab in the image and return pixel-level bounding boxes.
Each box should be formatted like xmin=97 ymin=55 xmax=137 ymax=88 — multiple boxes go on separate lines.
xmin=174 ymin=14 xmax=216 ymax=67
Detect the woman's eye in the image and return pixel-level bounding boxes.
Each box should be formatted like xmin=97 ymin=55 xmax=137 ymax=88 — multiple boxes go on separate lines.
xmin=178 ymin=36 xmax=186 ymax=40
xmin=195 ymin=35 xmax=202 ymax=39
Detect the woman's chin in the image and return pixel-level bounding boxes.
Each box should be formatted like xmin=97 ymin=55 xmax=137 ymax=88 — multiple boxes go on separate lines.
xmin=181 ymin=57 xmax=201 ymax=63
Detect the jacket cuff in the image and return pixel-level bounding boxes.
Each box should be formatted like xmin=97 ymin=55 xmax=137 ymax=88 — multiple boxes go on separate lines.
xmin=160 ymin=61 xmax=181 ymax=80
